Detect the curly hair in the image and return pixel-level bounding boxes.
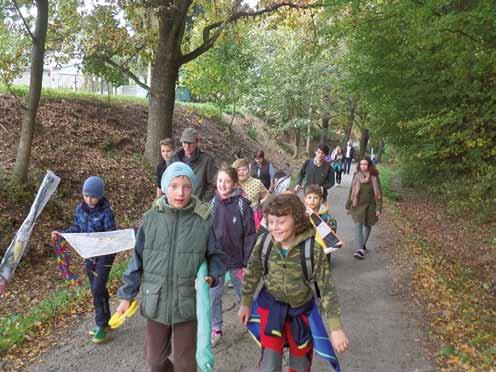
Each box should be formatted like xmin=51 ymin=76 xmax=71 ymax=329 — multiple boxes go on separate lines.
xmin=263 ymin=193 xmax=312 ymax=235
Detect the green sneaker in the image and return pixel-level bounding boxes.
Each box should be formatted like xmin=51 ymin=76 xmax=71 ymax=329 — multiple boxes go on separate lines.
xmin=91 ymin=327 xmax=107 ymax=344
xmin=88 ymin=325 xmax=109 ymax=336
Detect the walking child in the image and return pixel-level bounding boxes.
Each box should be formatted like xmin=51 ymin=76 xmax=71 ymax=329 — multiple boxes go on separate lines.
xmin=238 ymin=193 xmax=349 ymax=372
xmin=304 ymin=185 xmax=337 ymax=233
xmin=62 ymin=176 xmax=116 ymax=343
xmin=116 ymin=162 xmax=224 ymax=372
xmin=155 ymin=138 xmax=175 ymax=198
xmin=210 ymin=165 xmax=257 ymax=346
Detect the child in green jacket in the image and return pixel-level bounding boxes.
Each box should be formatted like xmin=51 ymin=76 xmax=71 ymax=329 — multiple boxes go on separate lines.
xmin=238 ymin=193 xmax=348 ymax=372
xmin=116 ymin=162 xmax=224 ymax=372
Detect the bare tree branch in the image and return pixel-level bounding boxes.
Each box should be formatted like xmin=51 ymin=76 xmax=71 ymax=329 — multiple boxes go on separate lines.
xmin=103 ymin=58 xmax=150 ymax=91
xmin=12 ymin=0 xmax=35 ymax=42
xmin=180 ymin=1 xmax=324 ymax=65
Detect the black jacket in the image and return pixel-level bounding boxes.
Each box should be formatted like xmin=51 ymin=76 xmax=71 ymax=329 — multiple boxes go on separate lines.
xmin=296 ymin=159 xmax=335 ymax=197
xmin=211 ymin=190 xmax=257 ymax=269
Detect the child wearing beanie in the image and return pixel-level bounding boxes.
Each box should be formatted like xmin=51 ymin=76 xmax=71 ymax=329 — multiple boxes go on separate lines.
xmin=63 ymin=176 xmax=116 ymax=343
xmin=116 ymin=162 xmax=225 ymax=372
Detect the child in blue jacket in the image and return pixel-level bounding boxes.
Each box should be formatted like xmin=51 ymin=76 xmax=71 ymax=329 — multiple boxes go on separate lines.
xmin=64 ymin=176 xmax=116 ymax=343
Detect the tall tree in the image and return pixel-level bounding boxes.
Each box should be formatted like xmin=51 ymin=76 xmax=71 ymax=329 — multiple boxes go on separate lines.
xmin=81 ymin=0 xmax=324 ymax=164
xmin=12 ymin=0 xmax=49 ymax=184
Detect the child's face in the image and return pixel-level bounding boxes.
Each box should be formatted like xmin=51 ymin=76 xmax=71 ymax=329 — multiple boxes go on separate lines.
xmin=161 ymin=145 xmax=174 ymax=161
xmin=237 ymin=166 xmax=249 ymax=182
xmin=167 ymin=176 xmax=193 ymax=208
xmin=304 ymin=193 xmax=322 ymax=212
xmin=83 ymin=194 xmax=100 ymax=208
xmin=217 ymin=171 xmax=235 ymax=198
xmin=267 ymin=214 xmax=297 ymax=246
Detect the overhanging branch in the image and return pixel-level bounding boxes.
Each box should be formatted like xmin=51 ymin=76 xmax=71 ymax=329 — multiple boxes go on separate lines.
xmin=103 ymin=58 xmax=150 ymax=91
xmin=12 ymin=0 xmax=35 ymax=42
xmin=180 ymin=1 xmax=324 ymax=65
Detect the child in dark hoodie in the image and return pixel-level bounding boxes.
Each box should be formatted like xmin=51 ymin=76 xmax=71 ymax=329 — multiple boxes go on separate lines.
xmin=210 ymin=165 xmax=257 ymax=346
xmin=63 ymin=176 xmax=116 ymax=343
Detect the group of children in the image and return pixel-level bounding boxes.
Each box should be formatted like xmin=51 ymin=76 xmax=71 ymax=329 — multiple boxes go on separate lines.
xmin=59 ymin=135 xmax=349 ymax=371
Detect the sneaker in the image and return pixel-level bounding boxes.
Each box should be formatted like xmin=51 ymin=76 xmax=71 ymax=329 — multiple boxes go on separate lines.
xmin=91 ymin=327 xmax=107 ymax=344
xmin=354 ymin=249 xmax=365 ymax=259
xmin=88 ymin=325 xmax=109 ymax=336
xmin=211 ymin=329 xmax=222 ymax=347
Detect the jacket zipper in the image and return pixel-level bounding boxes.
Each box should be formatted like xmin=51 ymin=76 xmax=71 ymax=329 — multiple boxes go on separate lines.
xmin=167 ymin=209 xmax=178 ymax=323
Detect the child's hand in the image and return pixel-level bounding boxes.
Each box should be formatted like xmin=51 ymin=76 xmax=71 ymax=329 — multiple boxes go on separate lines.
xmin=51 ymin=231 xmax=61 ymax=238
xmin=331 ymin=329 xmax=349 ymax=353
xmin=116 ymin=299 xmax=131 ymax=315
xmin=294 ymin=185 xmax=302 ymax=193
xmin=376 ymin=211 xmax=381 ymax=217
xmin=204 ymin=276 xmax=214 ymax=287
xmin=238 ymin=305 xmax=251 ymax=326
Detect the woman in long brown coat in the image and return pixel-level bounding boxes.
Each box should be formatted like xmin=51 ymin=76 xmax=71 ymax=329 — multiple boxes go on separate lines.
xmin=345 ymin=157 xmax=382 ymax=259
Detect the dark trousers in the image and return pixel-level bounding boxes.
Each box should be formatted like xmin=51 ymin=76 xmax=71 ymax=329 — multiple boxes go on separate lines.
xmin=84 ymin=254 xmax=115 ymax=328
xmin=344 ymin=157 xmax=353 ymax=174
xmin=144 ymin=319 xmax=198 ymax=372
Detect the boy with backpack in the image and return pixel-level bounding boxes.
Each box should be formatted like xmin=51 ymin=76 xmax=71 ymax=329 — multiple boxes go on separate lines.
xmin=238 ymin=193 xmax=348 ymax=372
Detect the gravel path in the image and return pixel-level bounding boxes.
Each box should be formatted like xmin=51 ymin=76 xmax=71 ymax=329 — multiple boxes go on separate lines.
xmin=26 ymin=170 xmax=435 ymax=372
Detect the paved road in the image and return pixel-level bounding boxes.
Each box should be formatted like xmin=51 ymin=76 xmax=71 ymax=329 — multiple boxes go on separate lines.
xmin=26 ymin=171 xmax=435 ymax=372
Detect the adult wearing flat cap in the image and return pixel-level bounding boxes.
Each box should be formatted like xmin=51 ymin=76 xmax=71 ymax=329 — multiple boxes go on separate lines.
xmin=172 ymin=127 xmax=217 ymax=201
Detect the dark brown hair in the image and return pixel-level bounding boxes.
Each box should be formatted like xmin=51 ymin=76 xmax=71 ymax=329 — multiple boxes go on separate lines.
xmin=304 ymin=184 xmax=323 ymax=198
xmin=217 ymin=164 xmax=239 ymax=184
xmin=356 ymin=156 xmax=379 ymax=176
xmin=316 ymin=143 xmax=330 ymax=155
xmin=263 ymin=193 xmax=312 ymax=235
xmin=160 ymin=138 xmax=174 ymax=148
xmin=255 ymin=150 xmax=265 ymax=159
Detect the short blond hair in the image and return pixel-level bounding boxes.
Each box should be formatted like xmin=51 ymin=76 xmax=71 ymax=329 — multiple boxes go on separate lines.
xmin=160 ymin=138 xmax=174 ymax=148
xmin=232 ymin=158 xmax=249 ymax=169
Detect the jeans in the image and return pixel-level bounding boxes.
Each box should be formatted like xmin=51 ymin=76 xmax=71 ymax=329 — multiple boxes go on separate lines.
xmin=344 ymin=157 xmax=353 ymax=174
xmin=335 ymin=170 xmax=343 ymax=184
xmin=354 ymin=223 xmax=372 ymax=251
xmin=210 ymin=268 xmax=243 ymax=331
xmin=84 ymin=254 xmax=115 ymax=328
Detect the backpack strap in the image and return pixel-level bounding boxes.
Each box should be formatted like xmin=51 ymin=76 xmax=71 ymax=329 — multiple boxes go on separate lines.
xmin=261 ymin=231 xmax=272 ymax=277
xmin=300 ymin=237 xmax=321 ymax=304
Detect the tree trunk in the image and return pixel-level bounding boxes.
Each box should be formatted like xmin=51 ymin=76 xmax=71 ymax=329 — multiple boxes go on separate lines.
xmin=376 ymin=138 xmax=385 ymax=163
xmin=344 ymin=98 xmax=356 ymax=145
xmin=293 ymin=128 xmax=300 ymax=159
xmin=13 ymin=0 xmax=49 ymax=184
xmin=359 ymin=128 xmax=369 ymax=159
xmin=305 ymin=120 xmax=311 ymax=156
xmin=144 ymin=1 xmax=189 ymax=164
xmin=320 ymin=115 xmax=329 ymax=143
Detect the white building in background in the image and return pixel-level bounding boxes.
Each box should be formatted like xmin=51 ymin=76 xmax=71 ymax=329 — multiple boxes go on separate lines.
xmin=13 ymin=63 xmax=148 ymax=98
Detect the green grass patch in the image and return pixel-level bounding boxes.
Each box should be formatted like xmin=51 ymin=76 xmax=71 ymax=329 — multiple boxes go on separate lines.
xmin=0 ymin=258 xmax=129 ymax=353
xmin=377 ymin=163 xmax=401 ymax=201
xmin=1 ymin=84 xmax=148 ymax=106
xmin=177 ymin=101 xmax=222 ymax=121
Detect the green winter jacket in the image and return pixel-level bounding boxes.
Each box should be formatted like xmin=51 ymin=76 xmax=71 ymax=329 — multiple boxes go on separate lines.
xmin=241 ymin=228 xmax=342 ymax=331
xmin=117 ymin=196 xmax=224 ymax=325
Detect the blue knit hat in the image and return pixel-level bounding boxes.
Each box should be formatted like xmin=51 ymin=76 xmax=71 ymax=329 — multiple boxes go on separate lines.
xmin=161 ymin=162 xmax=196 ymax=194
xmin=82 ymin=176 xmax=105 ymax=199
